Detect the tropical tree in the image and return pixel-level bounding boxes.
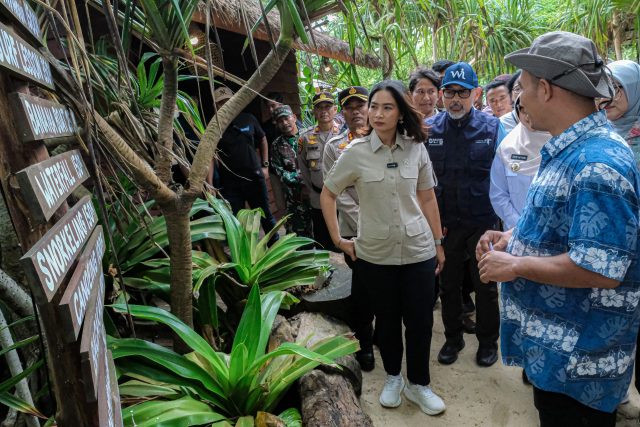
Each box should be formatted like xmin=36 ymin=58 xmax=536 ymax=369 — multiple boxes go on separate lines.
xmin=46 ymin=0 xmax=365 ymax=348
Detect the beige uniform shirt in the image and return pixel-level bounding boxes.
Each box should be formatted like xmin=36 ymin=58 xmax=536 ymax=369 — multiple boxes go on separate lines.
xmin=298 ymin=122 xmax=341 ymax=208
xmin=324 ymin=131 xmax=437 ymax=265
xmin=323 ymin=130 xmax=359 ymax=238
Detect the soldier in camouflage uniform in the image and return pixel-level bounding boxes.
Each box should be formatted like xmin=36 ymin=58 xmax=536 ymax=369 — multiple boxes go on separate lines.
xmin=298 ymin=91 xmax=343 ymax=250
xmin=269 ymin=105 xmax=312 ymax=237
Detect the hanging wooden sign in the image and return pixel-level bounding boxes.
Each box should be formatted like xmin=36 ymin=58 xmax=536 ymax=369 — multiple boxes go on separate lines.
xmin=0 ymin=22 xmax=53 ymax=89
xmin=11 ymin=93 xmax=78 ymax=142
xmin=99 ymin=351 xmax=123 ymax=427
xmin=20 ymin=195 xmax=98 ymax=304
xmin=16 ymin=149 xmax=89 ymax=222
xmin=58 ymin=226 xmax=104 ymax=343
xmin=0 ymin=0 xmax=40 ymax=42
xmin=79 ymin=272 xmax=106 ymax=402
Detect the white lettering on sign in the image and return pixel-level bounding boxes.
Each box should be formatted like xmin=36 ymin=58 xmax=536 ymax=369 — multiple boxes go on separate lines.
xmin=24 ymin=99 xmax=76 ymax=138
xmin=72 ymin=231 xmax=104 ymax=327
xmin=71 ymin=152 xmax=85 ymax=177
xmin=102 ymin=351 xmax=115 ymax=427
xmin=0 ymin=0 xmax=40 ymax=39
xmin=33 ymin=157 xmax=76 ymax=209
xmin=89 ymin=275 xmax=105 ymax=385
xmin=0 ymin=22 xmax=52 ymax=87
xmin=34 ymin=200 xmax=96 ymax=291
xmin=0 ymin=26 xmax=19 ymax=68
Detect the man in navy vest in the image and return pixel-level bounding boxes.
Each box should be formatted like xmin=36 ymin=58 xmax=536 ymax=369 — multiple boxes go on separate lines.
xmin=426 ymin=62 xmax=502 ymax=367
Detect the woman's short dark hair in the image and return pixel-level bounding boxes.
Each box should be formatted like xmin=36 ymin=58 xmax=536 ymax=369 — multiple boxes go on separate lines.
xmin=408 ymin=67 xmax=442 ymax=92
xmin=368 ymin=80 xmax=428 ymax=142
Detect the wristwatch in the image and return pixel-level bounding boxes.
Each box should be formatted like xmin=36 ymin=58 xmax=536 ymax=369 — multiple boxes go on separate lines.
xmin=434 ymin=238 xmax=443 ymax=246
xmin=262 ymin=161 xmax=270 ymax=167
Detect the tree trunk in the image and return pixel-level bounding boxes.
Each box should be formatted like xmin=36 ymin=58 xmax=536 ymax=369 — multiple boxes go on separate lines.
xmin=186 ymin=37 xmax=294 ymax=197
xmin=155 ymin=56 xmax=179 ymax=184
xmin=162 ymin=196 xmax=194 ymax=351
xmin=612 ymin=11 xmax=623 ymax=61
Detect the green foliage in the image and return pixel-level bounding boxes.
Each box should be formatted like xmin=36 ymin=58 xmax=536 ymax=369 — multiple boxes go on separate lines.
xmin=110 ymin=285 xmax=358 ymax=424
xmin=0 ymin=358 xmax=46 ymax=419
xmin=204 ymin=195 xmax=331 ymax=293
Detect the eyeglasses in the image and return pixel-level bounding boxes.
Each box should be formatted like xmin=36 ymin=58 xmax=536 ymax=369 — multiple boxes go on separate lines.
xmin=596 ymin=85 xmax=623 ymax=110
xmin=442 ymin=88 xmax=472 ymax=99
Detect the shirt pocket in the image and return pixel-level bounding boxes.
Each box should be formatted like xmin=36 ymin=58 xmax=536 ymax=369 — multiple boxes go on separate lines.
xmin=405 ymin=217 xmax=433 ymax=254
xmin=399 ymin=164 xmax=418 ymax=195
xmin=306 ymin=147 xmax=322 ymax=170
xmin=362 ymin=169 xmax=386 ymax=198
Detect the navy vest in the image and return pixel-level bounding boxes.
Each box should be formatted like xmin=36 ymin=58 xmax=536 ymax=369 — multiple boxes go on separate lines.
xmin=425 ymin=109 xmax=499 ymax=228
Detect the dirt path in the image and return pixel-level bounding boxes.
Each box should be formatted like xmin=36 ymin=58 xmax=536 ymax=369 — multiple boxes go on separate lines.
xmin=359 ymin=306 xmax=640 ymax=426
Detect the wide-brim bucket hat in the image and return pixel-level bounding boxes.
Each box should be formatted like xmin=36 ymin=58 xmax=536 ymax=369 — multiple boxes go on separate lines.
xmin=505 ymin=31 xmax=612 ymax=98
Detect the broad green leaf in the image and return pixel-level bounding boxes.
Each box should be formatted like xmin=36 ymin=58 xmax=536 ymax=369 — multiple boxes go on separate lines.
xmin=110 ymin=305 xmax=229 ymax=382
xmin=122 ymin=396 xmax=227 ymax=427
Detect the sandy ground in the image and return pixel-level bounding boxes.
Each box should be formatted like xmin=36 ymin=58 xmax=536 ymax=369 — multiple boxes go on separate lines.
xmin=359 ymin=305 xmax=640 ymax=427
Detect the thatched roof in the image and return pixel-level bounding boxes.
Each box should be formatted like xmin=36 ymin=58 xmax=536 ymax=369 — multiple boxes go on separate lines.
xmin=192 ymin=1 xmax=381 ymax=69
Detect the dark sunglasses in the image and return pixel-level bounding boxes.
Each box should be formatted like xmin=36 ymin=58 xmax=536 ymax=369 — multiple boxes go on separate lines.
xmin=442 ymin=88 xmax=472 ymax=99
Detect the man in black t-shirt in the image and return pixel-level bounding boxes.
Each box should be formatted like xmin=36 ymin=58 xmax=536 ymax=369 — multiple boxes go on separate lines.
xmin=209 ymin=86 xmax=277 ymax=238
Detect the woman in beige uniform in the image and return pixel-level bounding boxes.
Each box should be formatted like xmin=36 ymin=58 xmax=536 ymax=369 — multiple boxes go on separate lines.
xmin=321 ymin=80 xmax=446 ymax=416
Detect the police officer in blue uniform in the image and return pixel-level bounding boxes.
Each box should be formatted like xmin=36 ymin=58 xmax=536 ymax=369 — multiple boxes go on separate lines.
xmin=426 ymin=62 xmax=502 ymax=367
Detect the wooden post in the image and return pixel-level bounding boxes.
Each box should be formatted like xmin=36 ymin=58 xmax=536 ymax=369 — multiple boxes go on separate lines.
xmin=0 ymin=9 xmax=122 ymax=426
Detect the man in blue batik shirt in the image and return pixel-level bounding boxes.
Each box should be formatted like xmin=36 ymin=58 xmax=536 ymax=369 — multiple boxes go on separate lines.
xmin=476 ymin=31 xmax=640 ymax=427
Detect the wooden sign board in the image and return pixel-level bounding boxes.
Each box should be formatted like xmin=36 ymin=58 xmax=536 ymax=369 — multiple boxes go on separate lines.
xmin=20 ymin=195 xmax=98 ymax=304
xmin=0 ymin=0 xmax=41 ymax=42
xmin=79 ymin=272 xmax=105 ymax=402
xmin=11 ymin=93 xmax=78 ymax=142
xmin=16 ymin=150 xmax=89 ymax=223
xmin=58 ymin=226 xmax=104 ymax=343
xmin=0 ymin=22 xmax=53 ymax=89
xmin=99 ymin=351 xmax=123 ymax=427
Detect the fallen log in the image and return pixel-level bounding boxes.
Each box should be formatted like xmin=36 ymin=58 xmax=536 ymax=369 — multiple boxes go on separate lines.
xmin=270 ymin=312 xmax=373 ymax=427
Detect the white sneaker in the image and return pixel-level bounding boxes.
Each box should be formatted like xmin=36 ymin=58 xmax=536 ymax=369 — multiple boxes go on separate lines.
xmin=379 ymin=374 xmax=405 ymax=408
xmin=404 ymin=382 xmax=446 ymax=415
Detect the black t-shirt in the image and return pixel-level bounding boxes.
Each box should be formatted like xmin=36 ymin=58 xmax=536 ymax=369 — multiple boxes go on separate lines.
xmin=217 ymin=112 xmax=265 ymax=177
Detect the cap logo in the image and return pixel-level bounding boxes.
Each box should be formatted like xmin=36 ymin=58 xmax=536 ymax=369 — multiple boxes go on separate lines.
xmin=451 ymin=69 xmax=466 ymax=80
xmin=349 ymin=87 xmax=357 ymax=94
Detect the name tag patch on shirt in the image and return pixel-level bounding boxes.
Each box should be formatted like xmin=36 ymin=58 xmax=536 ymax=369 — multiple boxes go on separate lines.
xmin=475 ymin=138 xmax=492 ymax=145
xmin=428 ymin=138 xmax=443 ymax=146
xmin=387 ymin=162 xmax=398 ymax=168
xmin=511 ymin=154 xmax=528 ymax=161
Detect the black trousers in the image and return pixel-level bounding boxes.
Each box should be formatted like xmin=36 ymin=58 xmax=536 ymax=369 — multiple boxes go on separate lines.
xmin=440 ymin=226 xmax=499 ymax=346
xmin=311 ymin=208 xmax=337 ymax=251
xmin=355 ymin=257 xmax=436 ymax=385
xmin=220 ymin=173 xmax=277 ymax=237
xmin=344 ymin=251 xmax=374 ymax=351
xmin=533 ymin=387 xmax=616 ymax=427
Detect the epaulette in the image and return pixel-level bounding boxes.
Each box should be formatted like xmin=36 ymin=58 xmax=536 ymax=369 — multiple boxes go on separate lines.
xmin=326 ymin=129 xmax=349 ymax=146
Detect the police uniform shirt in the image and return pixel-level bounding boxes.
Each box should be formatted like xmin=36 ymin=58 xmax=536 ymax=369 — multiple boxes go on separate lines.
xmin=298 ymin=122 xmax=341 ymax=209
xmin=324 ymin=131 xmax=437 ymax=265
xmin=324 ymin=130 xmax=360 ymax=238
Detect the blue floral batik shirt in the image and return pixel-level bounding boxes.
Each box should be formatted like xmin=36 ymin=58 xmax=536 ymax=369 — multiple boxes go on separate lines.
xmin=501 ymin=110 xmax=640 ymax=412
